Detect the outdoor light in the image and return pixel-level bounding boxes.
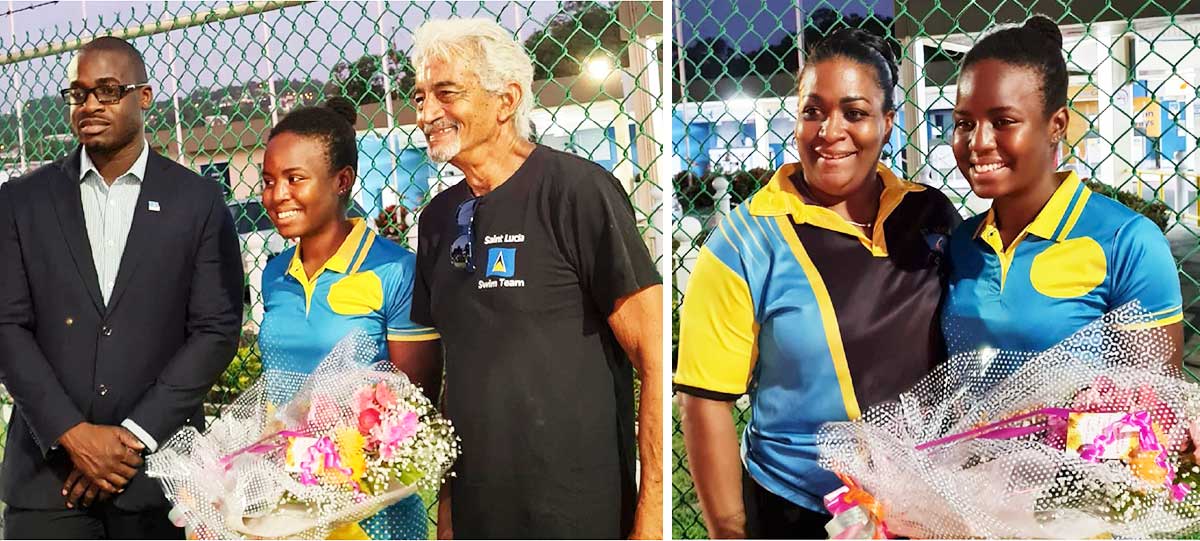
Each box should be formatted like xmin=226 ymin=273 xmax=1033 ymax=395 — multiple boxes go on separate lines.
xmin=586 ymin=56 xmax=613 ymax=80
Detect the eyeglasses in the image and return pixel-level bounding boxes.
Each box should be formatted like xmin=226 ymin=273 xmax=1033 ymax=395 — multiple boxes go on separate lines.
xmin=449 ymin=197 xmax=478 ymax=272
xmin=60 ymin=83 xmax=148 ymax=106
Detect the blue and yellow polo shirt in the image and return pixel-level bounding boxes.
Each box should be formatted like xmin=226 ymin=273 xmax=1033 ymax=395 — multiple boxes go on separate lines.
xmin=942 ymin=171 xmax=1182 ymax=360
xmin=258 ymin=218 xmax=439 ymax=376
xmin=675 ymin=162 xmax=959 ymax=512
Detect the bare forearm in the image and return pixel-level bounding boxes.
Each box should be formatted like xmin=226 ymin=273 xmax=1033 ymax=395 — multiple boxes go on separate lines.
xmin=680 ymin=394 xmax=745 ymax=539
xmin=633 ymin=343 xmax=663 ymax=537
xmin=1168 ymin=322 xmax=1184 ymax=369
xmin=387 ymin=339 xmax=444 ymax=403
xmin=607 ymin=284 xmax=664 ymax=538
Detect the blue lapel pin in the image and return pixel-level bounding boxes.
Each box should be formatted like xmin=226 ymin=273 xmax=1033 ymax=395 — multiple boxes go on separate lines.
xmin=148 ymin=201 xmax=161 ymax=212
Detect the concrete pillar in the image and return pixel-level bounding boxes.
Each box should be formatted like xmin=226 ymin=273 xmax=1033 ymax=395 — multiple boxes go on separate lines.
xmin=1095 ymin=24 xmax=1138 ymax=189
xmin=613 ymin=107 xmax=637 ymax=190
xmin=899 ymin=37 xmax=929 ymax=183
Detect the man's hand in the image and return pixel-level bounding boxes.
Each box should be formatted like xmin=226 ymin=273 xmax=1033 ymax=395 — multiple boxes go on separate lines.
xmin=59 ymin=422 xmax=144 ymax=492
xmin=62 ymin=468 xmax=117 ymax=509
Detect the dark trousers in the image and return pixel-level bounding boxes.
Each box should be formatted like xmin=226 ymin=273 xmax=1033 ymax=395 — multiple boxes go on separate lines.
xmin=3 ymin=504 xmax=183 ymax=540
xmin=742 ymin=468 xmax=831 ymax=539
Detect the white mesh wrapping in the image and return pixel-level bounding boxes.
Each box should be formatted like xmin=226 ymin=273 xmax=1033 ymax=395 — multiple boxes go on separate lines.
xmin=817 ymin=303 xmax=1200 ymax=538
xmin=146 ymin=331 xmax=458 ymax=539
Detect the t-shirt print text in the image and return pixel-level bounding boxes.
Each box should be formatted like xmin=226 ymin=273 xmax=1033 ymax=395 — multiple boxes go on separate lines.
xmin=479 ymin=232 xmax=526 ymax=289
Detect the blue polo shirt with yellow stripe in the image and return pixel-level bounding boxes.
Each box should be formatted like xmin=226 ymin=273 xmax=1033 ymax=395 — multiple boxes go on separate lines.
xmin=942 ymin=171 xmax=1182 ymax=360
xmin=259 ymin=218 xmax=439 ymax=376
xmin=675 ymin=162 xmax=959 ymax=513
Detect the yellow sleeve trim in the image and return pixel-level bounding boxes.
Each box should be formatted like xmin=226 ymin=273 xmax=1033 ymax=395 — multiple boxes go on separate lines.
xmin=1119 ymin=310 xmax=1183 ymax=331
xmin=388 ymin=332 xmax=442 ymax=342
xmin=675 ymin=248 xmax=758 ymax=396
xmin=776 ymin=216 xmax=862 ymax=420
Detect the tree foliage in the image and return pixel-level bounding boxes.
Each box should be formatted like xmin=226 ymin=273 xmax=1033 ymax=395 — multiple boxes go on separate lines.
xmin=327 ymin=49 xmax=416 ymax=105
xmin=524 ymin=1 xmax=625 ymax=80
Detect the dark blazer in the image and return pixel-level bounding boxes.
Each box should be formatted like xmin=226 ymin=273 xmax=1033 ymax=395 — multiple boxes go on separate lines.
xmin=0 ymin=147 xmax=243 ymax=511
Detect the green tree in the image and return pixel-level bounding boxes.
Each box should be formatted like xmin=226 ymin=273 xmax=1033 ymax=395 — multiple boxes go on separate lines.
xmin=327 ymin=49 xmax=415 ymax=105
xmin=524 ymin=2 xmax=625 ymax=80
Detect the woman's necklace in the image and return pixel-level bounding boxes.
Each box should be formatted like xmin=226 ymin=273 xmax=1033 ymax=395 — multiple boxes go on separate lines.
xmin=796 ymin=174 xmax=877 ymax=231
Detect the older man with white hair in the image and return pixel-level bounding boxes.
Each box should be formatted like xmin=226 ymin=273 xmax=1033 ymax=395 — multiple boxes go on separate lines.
xmin=408 ymin=17 xmax=663 ymax=540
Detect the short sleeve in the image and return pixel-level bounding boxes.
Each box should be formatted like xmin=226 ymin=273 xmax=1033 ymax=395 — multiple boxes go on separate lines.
xmin=673 ymin=226 xmax=757 ymax=400
xmin=386 ymin=256 xmax=439 ymax=342
xmin=563 ymin=170 xmax=661 ymax=315
xmin=1110 ymin=216 xmax=1182 ymax=326
xmin=410 ymin=210 xmax=435 ymax=328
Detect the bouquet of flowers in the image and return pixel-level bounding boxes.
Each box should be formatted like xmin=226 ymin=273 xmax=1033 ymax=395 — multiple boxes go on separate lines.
xmin=817 ymin=302 xmax=1200 ymax=539
xmin=147 ymin=331 xmax=459 ymax=539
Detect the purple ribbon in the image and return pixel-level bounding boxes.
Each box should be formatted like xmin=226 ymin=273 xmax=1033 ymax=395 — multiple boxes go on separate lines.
xmin=915 ymin=408 xmax=1071 ymax=451
xmin=1076 ymin=411 xmax=1190 ymax=502
xmin=218 ymin=430 xmax=305 ymax=471
xmin=297 ymin=436 xmax=354 ymax=486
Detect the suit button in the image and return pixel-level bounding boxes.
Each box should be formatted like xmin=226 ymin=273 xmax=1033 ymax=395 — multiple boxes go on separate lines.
xmin=97 ymin=384 xmax=108 ymax=396
xmin=65 ymin=317 xmax=74 ymax=326
xmin=101 ymin=326 xmax=112 ymax=336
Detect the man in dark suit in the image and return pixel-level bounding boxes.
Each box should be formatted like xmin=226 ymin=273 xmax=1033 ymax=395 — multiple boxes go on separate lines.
xmin=0 ymin=37 xmax=243 ymax=538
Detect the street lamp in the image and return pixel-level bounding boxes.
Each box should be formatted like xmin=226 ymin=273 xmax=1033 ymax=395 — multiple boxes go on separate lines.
xmin=586 ymin=56 xmax=613 ymax=80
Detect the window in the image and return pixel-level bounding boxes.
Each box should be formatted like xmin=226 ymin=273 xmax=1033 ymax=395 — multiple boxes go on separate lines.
xmin=200 ymin=161 xmax=231 ymax=198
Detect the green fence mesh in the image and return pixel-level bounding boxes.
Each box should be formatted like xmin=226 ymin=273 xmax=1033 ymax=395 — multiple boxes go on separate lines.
xmin=0 ymin=0 xmax=663 ymax=531
xmin=671 ymin=1 xmax=1200 ymax=537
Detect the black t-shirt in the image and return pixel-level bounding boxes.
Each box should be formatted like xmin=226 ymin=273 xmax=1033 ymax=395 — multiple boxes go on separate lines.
xmin=412 ymin=145 xmax=661 ymax=539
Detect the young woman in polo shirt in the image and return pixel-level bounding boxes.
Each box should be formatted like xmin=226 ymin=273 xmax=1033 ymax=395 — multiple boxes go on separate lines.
xmin=676 ymin=29 xmax=960 ymax=538
xmin=941 ymin=16 xmax=1183 ymax=367
xmin=254 ymin=98 xmax=442 ymax=539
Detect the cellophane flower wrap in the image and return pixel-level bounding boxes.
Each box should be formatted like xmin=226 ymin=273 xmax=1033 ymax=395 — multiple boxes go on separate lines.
xmin=817 ymin=303 xmax=1200 ymax=538
xmin=146 ymin=331 xmax=460 ymax=539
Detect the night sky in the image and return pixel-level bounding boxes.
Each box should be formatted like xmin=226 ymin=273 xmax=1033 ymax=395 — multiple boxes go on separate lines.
xmin=677 ymin=0 xmax=893 ymax=48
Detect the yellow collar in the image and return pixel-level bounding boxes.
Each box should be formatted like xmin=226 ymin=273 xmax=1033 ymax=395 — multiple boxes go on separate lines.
xmin=288 ymin=217 xmax=369 ymax=280
xmin=747 ymin=162 xmax=925 ymax=257
xmin=973 ymin=171 xmax=1084 ymax=242
xmin=747 ymin=162 xmax=924 ymax=219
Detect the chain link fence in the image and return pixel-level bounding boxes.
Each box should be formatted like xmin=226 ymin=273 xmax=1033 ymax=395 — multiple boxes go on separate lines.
xmin=0 ymin=0 xmax=663 ymax=532
xmin=671 ymin=0 xmax=1200 ymax=537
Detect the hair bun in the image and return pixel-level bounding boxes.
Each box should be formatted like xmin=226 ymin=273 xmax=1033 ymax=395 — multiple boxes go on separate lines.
xmin=1023 ymin=15 xmax=1063 ymax=50
xmin=323 ymin=96 xmax=358 ymax=127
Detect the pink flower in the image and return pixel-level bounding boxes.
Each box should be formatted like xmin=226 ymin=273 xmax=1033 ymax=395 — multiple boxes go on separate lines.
xmin=351 ymin=386 xmax=376 ymax=415
xmin=358 ymin=408 xmax=381 ymax=434
xmin=371 ymin=411 xmax=419 ymax=459
xmin=374 ymin=382 xmax=398 ymax=410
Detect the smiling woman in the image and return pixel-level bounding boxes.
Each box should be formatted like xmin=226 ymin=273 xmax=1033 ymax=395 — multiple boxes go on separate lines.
xmin=674 ymin=28 xmax=962 ymax=539
xmin=254 ymin=98 xmax=443 ymax=540
xmin=940 ymin=15 xmax=1185 ymax=370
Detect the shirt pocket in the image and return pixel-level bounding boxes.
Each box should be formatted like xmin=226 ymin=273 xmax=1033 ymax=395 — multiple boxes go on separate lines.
xmin=327 ymin=271 xmax=384 ymax=315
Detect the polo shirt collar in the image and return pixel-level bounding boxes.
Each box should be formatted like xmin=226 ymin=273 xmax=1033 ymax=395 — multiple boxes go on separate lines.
xmin=973 ymin=171 xmax=1084 ymax=243
xmin=748 ymin=161 xmax=925 ymax=255
xmin=288 ymin=217 xmax=369 ymax=283
xmin=749 ymin=162 xmax=924 ymax=219
xmin=79 ymin=139 xmax=149 ymax=184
